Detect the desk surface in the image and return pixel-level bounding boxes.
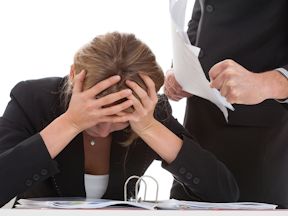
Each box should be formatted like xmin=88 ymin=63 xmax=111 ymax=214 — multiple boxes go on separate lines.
xmin=1 ymin=209 xmax=288 ymax=216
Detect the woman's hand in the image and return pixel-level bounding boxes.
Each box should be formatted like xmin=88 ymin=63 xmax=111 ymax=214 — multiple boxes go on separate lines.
xmin=117 ymin=74 xmax=183 ymax=163
xmin=63 ymin=70 xmax=133 ymax=133
xmin=117 ymin=74 xmax=159 ymax=136
xmin=40 ymin=71 xmax=133 ymax=158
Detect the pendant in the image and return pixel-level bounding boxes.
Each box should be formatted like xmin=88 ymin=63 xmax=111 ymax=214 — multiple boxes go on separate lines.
xmin=90 ymin=140 xmax=95 ymax=146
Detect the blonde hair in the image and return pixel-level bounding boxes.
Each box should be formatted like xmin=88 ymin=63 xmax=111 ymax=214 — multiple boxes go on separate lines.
xmin=64 ymin=32 xmax=164 ymax=145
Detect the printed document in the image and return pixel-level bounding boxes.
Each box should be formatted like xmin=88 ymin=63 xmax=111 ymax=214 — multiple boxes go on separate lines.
xmin=169 ymin=0 xmax=234 ymax=121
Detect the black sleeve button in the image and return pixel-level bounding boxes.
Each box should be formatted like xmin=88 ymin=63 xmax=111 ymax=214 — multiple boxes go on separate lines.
xmin=179 ymin=167 xmax=186 ymax=174
xmin=33 ymin=174 xmax=40 ymax=181
xmin=185 ymin=172 xmax=193 ymax=180
xmin=40 ymin=169 xmax=48 ymax=176
xmin=193 ymin=177 xmax=200 ymax=185
xmin=206 ymin=5 xmax=214 ymax=13
xmin=25 ymin=179 xmax=33 ymax=187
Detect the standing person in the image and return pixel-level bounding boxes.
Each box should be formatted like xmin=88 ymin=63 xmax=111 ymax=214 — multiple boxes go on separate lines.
xmin=164 ymin=0 xmax=288 ymax=208
xmin=0 ymin=32 xmax=239 ymax=207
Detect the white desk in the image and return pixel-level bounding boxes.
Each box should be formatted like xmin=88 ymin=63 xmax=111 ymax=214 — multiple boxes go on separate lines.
xmin=1 ymin=209 xmax=288 ymax=216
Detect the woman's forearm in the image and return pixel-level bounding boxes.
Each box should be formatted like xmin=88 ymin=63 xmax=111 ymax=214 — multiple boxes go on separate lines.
xmin=137 ymin=119 xmax=183 ymax=164
xmin=40 ymin=113 xmax=80 ymax=159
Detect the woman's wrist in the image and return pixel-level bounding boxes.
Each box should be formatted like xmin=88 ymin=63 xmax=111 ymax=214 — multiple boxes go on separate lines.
xmin=40 ymin=114 xmax=81 ymax=158
xmin=132 ymin=118 xmax=159 ymax=138
xmin=134 ymin=119 xmax=183 ymax=163
xmin=61 ymin=112 xmax=83 ymax=135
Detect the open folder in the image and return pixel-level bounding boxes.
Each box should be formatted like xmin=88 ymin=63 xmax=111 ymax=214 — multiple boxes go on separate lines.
xmin=15 ymin=175 xmax=277 ymax=210
xmin=16 ymin=198 xmax=277 ymax=210
xmin=16 ymin=198 xmax=156 ymax=210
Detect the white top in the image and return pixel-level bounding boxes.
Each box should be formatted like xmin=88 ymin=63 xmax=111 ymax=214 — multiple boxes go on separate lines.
xmin=84 ymin=174 xmax=109 ymax=199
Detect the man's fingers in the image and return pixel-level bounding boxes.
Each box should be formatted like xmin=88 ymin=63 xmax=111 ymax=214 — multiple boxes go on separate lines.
xmin=179 ymin=91 xmax=192 ymax=98
xmin=209 ymin=59 xmax=236 ymax=81
xmin=164 ymin=83 xmax=191 ymax=101
xmin=210 ymin=72 xmax=226 ymax=89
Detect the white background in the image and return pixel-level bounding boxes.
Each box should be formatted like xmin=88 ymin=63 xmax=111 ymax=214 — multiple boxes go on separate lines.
xmin=0 ymin=0 xmax=195 ymax=204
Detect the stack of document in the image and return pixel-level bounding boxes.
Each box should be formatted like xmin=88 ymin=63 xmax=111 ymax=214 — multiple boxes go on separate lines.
xmin=156 ymin=199 xmax=277 ymax=210
xmin=16 ymin=198 xmax=277 ymax=210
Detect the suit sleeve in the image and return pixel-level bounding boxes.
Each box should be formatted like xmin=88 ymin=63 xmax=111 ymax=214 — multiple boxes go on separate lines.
xmin=0 ymin=82 xmax=59 ymax=207
xmin=156 ymin=96 xmax=239 ymax=202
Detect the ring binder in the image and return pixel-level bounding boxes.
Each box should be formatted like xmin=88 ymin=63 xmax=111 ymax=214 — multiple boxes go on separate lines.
xmin=124 ymin=175 xmax=159 ymax=203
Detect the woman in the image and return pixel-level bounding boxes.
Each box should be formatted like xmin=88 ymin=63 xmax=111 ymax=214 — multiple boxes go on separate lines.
xmin=0 ymin=32 xmax=239 ymax=207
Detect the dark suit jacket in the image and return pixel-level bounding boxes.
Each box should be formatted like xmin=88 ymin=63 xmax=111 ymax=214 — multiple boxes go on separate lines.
xmin=0 ymin=77 xmax=239 ymax=207
xmin=182 ymin=0 xmax=288 ymax=208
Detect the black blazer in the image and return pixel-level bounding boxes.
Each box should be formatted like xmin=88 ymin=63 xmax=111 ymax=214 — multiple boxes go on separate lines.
xmin=0 ymin=77 xmax=239 ymax=207
xmin=182 ymin=0 xmax=288 ymax=208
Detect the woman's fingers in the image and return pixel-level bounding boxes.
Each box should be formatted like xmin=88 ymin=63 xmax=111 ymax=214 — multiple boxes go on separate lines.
xmin=96 ymin=89 xmax=132 ymax=107
xmin=100 ymin=114 xmax=131 ymax=123
xmin=100 ymin=99 xmax=133 ymax=116
xmin=126 ymin=79 xmax=151 ymax=107
xmin=139 ymin=74 xmax=158 ymax=102
xmin=87 ymin=75 xmax=121 ymax=97
xmin=116 ymin=111 xmax=128 ymax=117
xmin=127 ymin=94 xmax=144 ymax=114
xmin=72 ymin=70 xmax=86 ymax=93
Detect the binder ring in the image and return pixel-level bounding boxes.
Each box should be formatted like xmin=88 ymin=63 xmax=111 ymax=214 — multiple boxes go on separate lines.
xmin=135 ymin=175 xmax=159 ymax=203
xmin=124 ymin=175 xmax=147 ymax=202
xmin=124 ymin=175 xmax=159 ymax=203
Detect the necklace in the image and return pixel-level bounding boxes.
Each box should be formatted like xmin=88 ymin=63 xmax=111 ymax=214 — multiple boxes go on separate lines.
xmin=84 ymin=131 xmax=96 ymax=146
xmin=84 ymin=132 xmax=112 ymax=147
xmin=90 ymin=139 xmax=96 ymax=146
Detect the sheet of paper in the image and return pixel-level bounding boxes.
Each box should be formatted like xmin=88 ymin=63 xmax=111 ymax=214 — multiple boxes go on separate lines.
xmin=169 ymin=0 xmax=234 ymax=121
xmin=156 ymin=199 xmax=277 ymax=210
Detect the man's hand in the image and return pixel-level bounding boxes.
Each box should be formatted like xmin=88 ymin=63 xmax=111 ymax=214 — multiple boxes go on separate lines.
xmin=164 ymin=69 xmax=192 ymax=101
xmin=209 ymin=59 xmax=267 ymax=105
